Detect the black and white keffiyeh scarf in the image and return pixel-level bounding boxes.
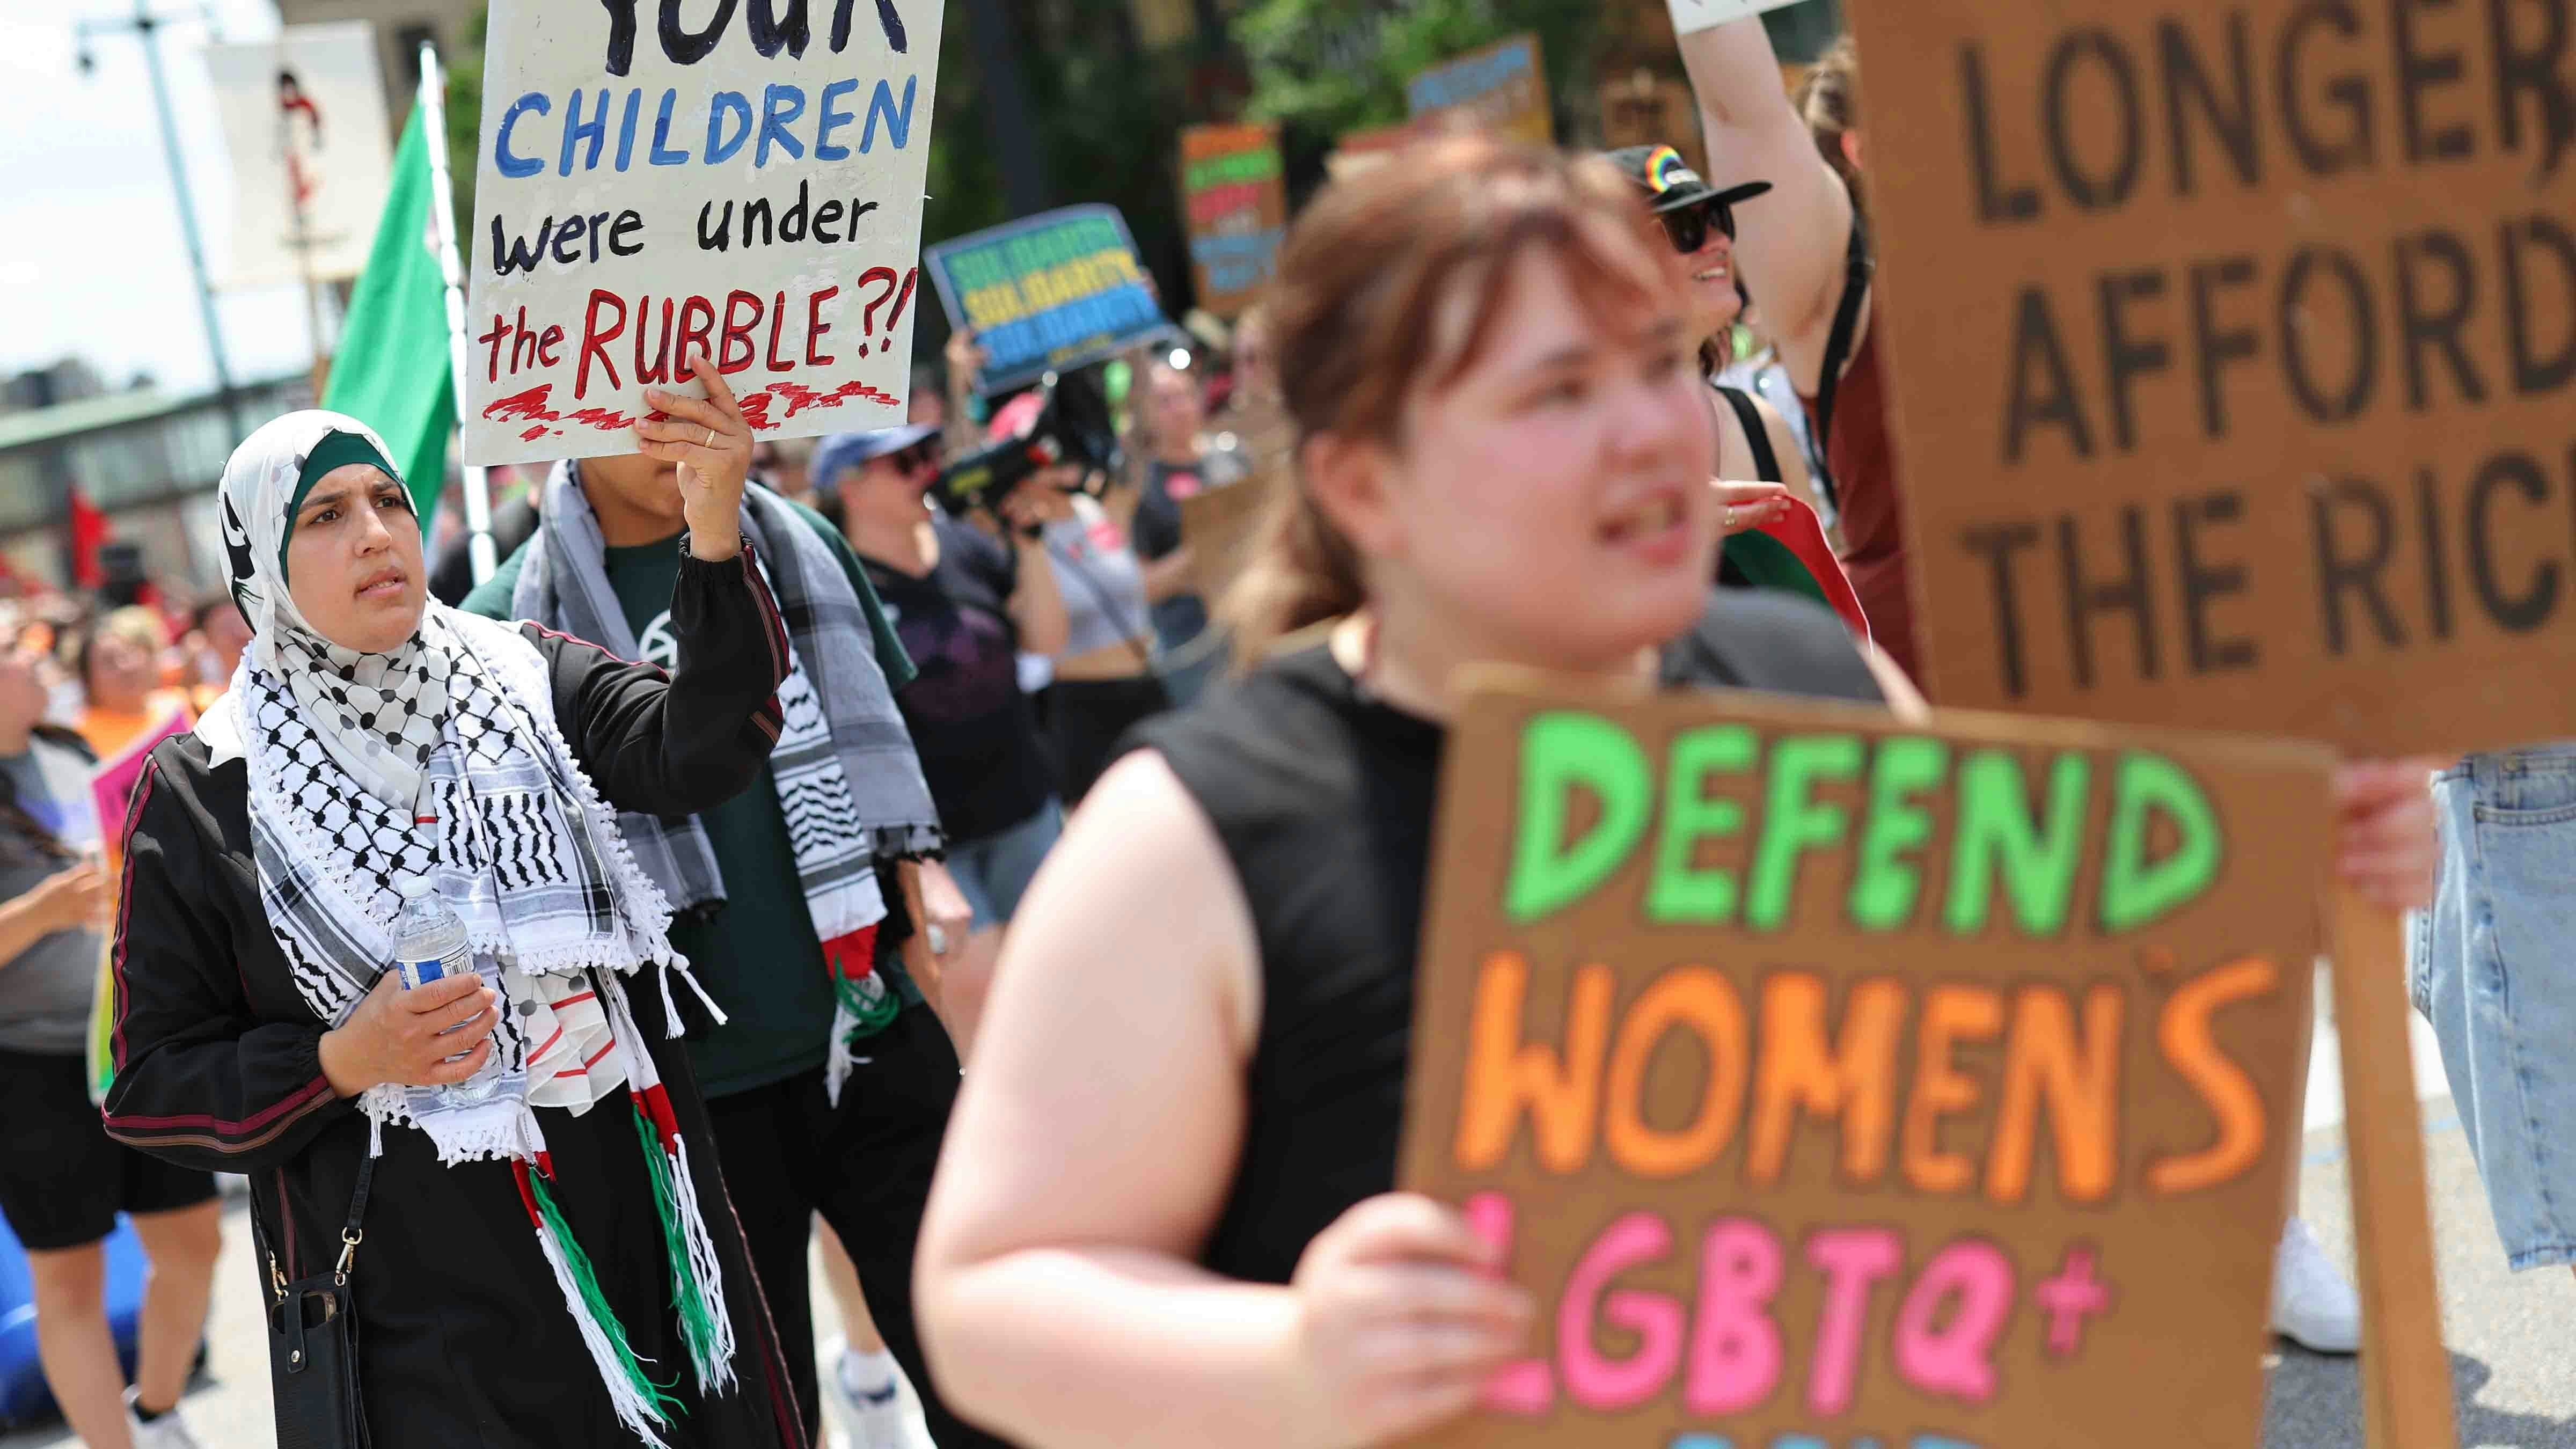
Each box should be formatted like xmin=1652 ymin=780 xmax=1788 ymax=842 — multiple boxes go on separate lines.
xmin=205 ymin=412 xmax=696 ymax=1151
xmin=201 ymin=413 xmax=737 ymax=1441
xmin=514 ymin=465 xmax=942 ymax=1101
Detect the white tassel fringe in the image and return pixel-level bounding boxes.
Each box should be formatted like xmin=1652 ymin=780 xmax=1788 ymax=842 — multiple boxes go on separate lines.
xmin=667 ymin=1133 xmax=738 ymax=1392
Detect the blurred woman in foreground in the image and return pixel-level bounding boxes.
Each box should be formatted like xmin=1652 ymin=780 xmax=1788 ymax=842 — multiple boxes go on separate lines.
xmin=915 ymin=136 xmax=1909 ymax=1449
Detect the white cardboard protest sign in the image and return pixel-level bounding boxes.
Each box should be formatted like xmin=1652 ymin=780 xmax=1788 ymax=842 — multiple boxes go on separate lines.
xmin=204 ymin=22 xmax=394 ymax=291
xmin=1665 ymin=0 xmax=1808 ymax=36
xmin=462 ymin=1 xmax=943 ymax=466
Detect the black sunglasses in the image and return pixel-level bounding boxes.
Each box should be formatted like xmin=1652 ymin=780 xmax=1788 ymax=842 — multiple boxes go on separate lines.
xmin=886 ymin=438 xmax=940 ymax=473
xmin=1658 ymin=197 xmax=1737 ymax=256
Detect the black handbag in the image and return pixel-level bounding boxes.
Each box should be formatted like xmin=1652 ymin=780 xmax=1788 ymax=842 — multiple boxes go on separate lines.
xmin=254 ymin=1155 xmax=374 ymax=1449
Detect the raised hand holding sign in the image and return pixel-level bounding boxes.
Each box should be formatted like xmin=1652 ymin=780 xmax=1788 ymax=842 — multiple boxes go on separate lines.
xmin=633 ymin=354 xmax=754 ymax=561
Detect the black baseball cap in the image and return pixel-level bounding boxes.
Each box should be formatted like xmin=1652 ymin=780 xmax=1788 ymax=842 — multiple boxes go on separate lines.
xmin=1604 ymin=144 xmax=1772 ymax=215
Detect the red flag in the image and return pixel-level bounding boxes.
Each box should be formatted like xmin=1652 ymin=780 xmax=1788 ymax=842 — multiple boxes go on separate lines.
xmin=65 ymin=487 xmax=108 ymax=590
xmin=1752 ymin=501 xmax=1872 ymax=643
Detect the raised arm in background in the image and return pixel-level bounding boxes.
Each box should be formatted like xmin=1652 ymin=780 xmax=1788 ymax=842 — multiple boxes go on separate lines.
xmin=1681 ymin=16 xmax=1860 ymax=392
xmin=990 ymin=485 xmax=1073 ymax=660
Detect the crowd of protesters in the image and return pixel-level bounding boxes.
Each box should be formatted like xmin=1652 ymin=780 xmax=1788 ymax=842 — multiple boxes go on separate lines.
xmin=3 ymin=7 xmax=2557 ymax=1448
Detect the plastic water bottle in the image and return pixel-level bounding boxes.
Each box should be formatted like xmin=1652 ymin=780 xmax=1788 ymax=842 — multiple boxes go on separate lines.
xmin=391 ymin=875 xmax=499 ymax=1104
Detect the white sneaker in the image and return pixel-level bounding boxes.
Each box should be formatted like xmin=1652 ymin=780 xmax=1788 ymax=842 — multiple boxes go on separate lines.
xmin=2271 ymin=1217 xmax=2363 ymax=1354
xmin=125 ymin=1388 xmax=206 ymax=1449
xmin=820 ymin=1336 xmax=931 ymax=1449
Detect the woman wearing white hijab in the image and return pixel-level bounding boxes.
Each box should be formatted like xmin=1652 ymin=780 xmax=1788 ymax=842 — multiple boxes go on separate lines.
xmin=103 ymin=368 xmax=814 ymax=1449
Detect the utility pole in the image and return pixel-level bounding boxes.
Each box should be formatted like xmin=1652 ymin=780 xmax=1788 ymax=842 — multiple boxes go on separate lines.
xmin=961 ymin=0 xmax=1051 ymax=217
xmin=76 ymin=1 xmax=246 ymax=445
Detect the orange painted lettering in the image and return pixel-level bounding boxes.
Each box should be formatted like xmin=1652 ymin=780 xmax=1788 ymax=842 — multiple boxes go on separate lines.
xmin=1603 ymin=967 xmax=1750 ymax=1179
xmin=1902 ymin=984 xmax=2004 ymax=1194
xmin=1746 ymin=974 xmax=1904 ymax=1188
xmin=2148 ymin=956 xmax=2279 ymax=1195
xmin=1986 ymin=983 xmax=2124 ymax=1204
xmin=1454 ymin=953 xmax=1614 ymax=1174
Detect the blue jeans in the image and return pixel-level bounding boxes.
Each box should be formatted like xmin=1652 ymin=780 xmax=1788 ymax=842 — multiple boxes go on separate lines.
xmin=944 ymin=799 xmax=1064 ymax=928
xmin=2410 ymin=743 xmax=2576 ymax=1271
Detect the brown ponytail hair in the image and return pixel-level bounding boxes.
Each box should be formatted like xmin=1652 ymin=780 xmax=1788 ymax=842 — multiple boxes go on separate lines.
xmin=1796 ymin=35 xmax=1864 ymax=221
xmin=1219 ymin=134 xmax=1687 ymax=659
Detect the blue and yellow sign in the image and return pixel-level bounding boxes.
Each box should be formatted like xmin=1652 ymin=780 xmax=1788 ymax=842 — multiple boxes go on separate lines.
xmin=926 ymin=205 xmax=1168 ymax=396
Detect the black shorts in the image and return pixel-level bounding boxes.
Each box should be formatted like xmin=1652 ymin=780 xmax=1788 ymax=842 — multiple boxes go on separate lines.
xmin=0 ymin=1047 xmax=217 ymax=1252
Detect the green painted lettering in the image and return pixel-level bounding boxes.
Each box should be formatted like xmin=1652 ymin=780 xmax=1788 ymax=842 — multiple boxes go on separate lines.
xmin=1849 ymin=736 xmax=1951 ymax=930
xmin=1945 ymin=749 xmax=2090 ymax=936
xmin=2100 ymin=751 xmax=2224 ymax=931
xmin=1645 ymin=725 xmax=1757 ymax=924
xmin=1504 ymin=712 xmax=1653 ymax=924
xmin=1745 ymin=734 xmax=1865 ymax=930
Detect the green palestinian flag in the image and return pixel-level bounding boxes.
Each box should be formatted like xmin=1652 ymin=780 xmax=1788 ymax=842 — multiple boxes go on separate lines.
xmin=323 ymin=105 xmax=453 ymax=528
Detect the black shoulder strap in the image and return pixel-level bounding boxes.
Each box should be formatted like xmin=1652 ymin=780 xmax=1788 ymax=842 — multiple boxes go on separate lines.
xmin=342 ymin=1153 xmax=376 ymax=1243
xmin=1711 ymin=385 xmax=1781 ymax=483
xmin=255 ymin=1153 xmax=375 ymax=1296
xmin=1808 ymin=203 xmax=1875 ymax=511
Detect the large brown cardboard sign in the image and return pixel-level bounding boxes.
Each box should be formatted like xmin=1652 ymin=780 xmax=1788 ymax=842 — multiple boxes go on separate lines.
xmin=1399 ymin=680 xmax=2331 ymax=1447
xmin=1846 ymin=0 xmax=2576 ymax=755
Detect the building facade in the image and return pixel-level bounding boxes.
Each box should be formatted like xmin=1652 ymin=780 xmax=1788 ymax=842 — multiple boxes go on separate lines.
xmin=0 ymin=375 xmax=312 ymax=596
xmin=275 ymin=0 xmax=482 ymax=133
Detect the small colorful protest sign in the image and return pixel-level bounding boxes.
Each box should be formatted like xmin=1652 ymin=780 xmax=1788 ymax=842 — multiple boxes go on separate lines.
xmin=926 ymin=206 xmax=1167 ymax=396
xmin=205 ymin=21 xmax=394 ymax=291
xmin=1401 ymin=681 xmax=2330 ymax=1448
xmin=460 ymin=0 xmax=944 ymax=466
xmin=1180 ymin=125 xmax=1287 ymax=318
xmin=87 ymin=705 xmax=194 ymax=1104
xmin=1408 ymin=33 xmax=1553 ymax=146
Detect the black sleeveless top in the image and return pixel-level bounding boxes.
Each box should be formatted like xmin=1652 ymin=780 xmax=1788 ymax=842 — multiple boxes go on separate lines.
xmin=1127 ymin=590 xmax=1886 ymax=1285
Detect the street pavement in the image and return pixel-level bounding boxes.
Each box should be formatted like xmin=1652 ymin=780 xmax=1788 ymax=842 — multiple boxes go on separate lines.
xmin=0 ymin=1219 xmax=932 ymax=1449
xmin=2266 ymin=969 xmax=2576 ymax=1447
xmin=6 ymin=974 xmax=2567 ymax=1447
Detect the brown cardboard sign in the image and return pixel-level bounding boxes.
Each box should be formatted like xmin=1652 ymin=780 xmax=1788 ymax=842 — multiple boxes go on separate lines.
xmin=1408 ymin=33 xmax=1555 ymax=147
xmin=1180 ymin=124 xmax=1288 ymax=319
xmin=1846 ymin=0 xmax=2576 ymax=755
xmin=1178 ymin=470 xmax=1276 ymax=607
xmin=1600 ymin=70 xmax=1709 ymax=181
xmin=1399 ymin=679 xmax=2331 ymax=1447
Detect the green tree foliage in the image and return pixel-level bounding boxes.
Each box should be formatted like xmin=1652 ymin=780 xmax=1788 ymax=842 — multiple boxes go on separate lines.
xmin=444 ymin=8 xmax=488 ymax=251
xmin=1236 ymin=0 xmax=1606 ymax=199
xmin=916 ymin=1 xmax=1199 ymax=352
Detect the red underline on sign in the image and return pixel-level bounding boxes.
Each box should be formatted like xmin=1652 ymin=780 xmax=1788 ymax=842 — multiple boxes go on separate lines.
xmin=484 ymin=381 xmax=900 ymax=442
